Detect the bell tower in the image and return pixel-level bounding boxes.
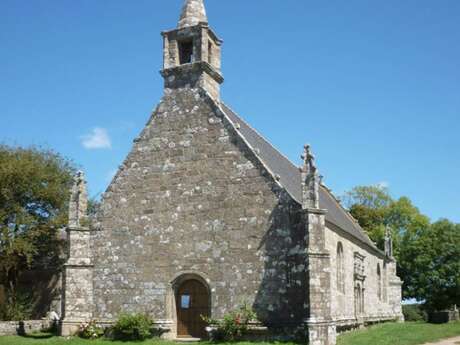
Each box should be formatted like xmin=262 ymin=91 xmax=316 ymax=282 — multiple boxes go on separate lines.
xmin=161 ymin=0 xmax=224 ymax=100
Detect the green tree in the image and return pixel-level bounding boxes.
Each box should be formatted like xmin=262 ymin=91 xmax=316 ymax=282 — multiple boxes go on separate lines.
xmin=343 ymin=185 xmax=429 ymax=259
xmin=400 ymin=219 xmax=460 ymax=311
xmin=343 ymin=185 xmax=392 ymax=249
xmin=0 ymin=145 xmax=75 ymax=320
xmin=343 ymin=185 xmax=392 ymax=209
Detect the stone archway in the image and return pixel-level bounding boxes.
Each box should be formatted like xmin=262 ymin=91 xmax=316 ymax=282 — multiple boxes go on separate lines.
xmin=171 ymin=273 xmax=211 ymax=339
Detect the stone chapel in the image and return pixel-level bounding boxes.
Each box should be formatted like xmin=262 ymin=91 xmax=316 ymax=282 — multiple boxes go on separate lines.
xmin=60 ymin=1 xmax=403 ymax=344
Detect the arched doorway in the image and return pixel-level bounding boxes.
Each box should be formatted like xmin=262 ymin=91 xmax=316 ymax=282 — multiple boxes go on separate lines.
xmin=176 ymin=278 xmax=210 ymax=338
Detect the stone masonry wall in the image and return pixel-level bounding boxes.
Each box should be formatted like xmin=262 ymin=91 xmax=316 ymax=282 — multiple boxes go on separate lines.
xmin=62 ymin=267 xmax=93 ymax=321
xmin=0 ymin=320 xmax=52 ymax=336
xmin=325 ymin=224 xmax=402 ymax=327
xmin=61 ymin=226 xmax=94 ymax=336
xmin=92 ymin=87 xmax=306 ymax=329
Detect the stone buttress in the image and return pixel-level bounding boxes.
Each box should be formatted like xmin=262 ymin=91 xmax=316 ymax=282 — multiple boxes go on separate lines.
xmin=301 ymin=146 xmax=336 ymax=345
xmin=60 ymin=171 xmax=94 ymax=336
xmin=385 ymin=227 xmax=404 ymax=321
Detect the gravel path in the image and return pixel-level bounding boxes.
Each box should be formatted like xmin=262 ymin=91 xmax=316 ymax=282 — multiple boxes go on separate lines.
xmin=423 ymin=336 xmax=460 ymax=345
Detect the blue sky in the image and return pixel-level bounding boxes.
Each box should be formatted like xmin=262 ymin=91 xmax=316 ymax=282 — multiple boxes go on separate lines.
xmin=1 ymin=0 xmax=459 ymax=223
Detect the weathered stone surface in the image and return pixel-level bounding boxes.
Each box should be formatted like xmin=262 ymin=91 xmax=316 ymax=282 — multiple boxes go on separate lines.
xmin=161 ymin=22 xmax=223 ymax=100
xmin=0 ymin=320 xmax=51 ymax=336
xmin=326 ymin=224 xmax=403 ymax=328
xmin=178 ymin=0 xmax=207 ymax=28
xmin=301 ymin=150 xmax=335 ymax=345
xmin=91 ymin=87 xmax=304 ymax=331
xmin=301 ymin=145 xmax=320 ymax=210
xmin=68 ymin=171 xmax=88 ymax=228
xmin=61 ymin=172 xmax=94 ymax=336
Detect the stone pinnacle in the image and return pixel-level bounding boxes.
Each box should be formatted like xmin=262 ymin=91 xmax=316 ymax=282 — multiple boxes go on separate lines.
xmin=178 ymin=0 xmax=208 ymax=28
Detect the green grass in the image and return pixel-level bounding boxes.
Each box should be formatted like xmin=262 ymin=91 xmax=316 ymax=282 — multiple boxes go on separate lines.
xmin=0 ymin=333 xmax=292 ymax=345
xmin=1 ymin=322 xmax=460 ymax=345
xmin=337 ymin=321 xmax=460 ymax=345
xmin=0 ymin=333 xmax=171 ymax=345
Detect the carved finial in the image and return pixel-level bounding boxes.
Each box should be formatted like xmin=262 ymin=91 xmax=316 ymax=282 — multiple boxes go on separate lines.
xmin=69 ymin=171 xmax=88 ymax=228
xmin=385 ymin=225 xmax=392 ymax=239
xmin=301 ymin=144 xmax=320 ymax=209
xmin=178 ymin=0 xmax=208 ymax=28
xmin=385 ymin=226 xmax=393 ymax=258
xmin=301 ymin=144 xmax=318 ymax=175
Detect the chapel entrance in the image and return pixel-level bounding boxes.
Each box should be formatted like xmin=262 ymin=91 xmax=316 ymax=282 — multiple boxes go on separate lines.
xmin=176 ymin=279 xmax=209 ymax=339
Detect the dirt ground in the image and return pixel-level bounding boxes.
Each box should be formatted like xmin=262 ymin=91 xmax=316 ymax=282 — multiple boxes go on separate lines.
xmin=423 ymin=336 xmax=460 ymax=345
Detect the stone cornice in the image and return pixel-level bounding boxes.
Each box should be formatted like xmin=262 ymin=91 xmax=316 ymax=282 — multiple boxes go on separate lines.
xmin=303 ymin=318 xmax=335 ymax=325
xmin=302 ymin=207 xmax=327 ymax=215
xmin=161 ymin=61 xmax=224 ymax=84
xmin=307 ymin=252 xmax=331 ymax=259
xmin=64 ymin=263 xmax=94 ymax=268
xmin=67 ymin=226 xmax=92 ymax=232
xmin=161 ymin=23 xmax=223 ymax=45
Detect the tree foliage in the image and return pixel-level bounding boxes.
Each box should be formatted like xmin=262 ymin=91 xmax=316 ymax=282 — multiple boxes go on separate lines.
xmin=0 ymin=145 xmax=75 ymax=320
xmin=400 ymin=220 xmax=460 ymax=311
xmin=344 ymin=184 xmax=459 ymax=311
xmin=344 ymin=185 xmax=429 ymax=258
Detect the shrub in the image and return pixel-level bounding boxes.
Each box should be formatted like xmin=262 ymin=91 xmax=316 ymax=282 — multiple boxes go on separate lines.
xmin=0 ymin=291 xmax=33 ymax=321
xmin=403 ymin=304 xmax=426 ymax=322
xmin=203 ymin=303 xmax=257 ymax=341
xmin=78 ymin=320 xmax=104 ymax=339
xmin=111 ymin=313 xmax=154 ymax=341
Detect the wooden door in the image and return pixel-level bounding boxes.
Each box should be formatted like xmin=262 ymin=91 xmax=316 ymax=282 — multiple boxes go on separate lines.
xmin=176 ymin=279 xmax=209 ymax=338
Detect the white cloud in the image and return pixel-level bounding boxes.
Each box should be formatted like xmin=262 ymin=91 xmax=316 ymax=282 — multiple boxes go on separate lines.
xmin=81 ymin=127 xmax=112 ymax=150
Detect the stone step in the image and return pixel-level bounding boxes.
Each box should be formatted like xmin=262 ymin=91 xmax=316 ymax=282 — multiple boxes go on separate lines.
xmin=174 ymin=338 xmax=202 ymax=343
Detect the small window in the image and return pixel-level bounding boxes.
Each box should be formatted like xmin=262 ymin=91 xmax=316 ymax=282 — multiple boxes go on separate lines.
xmin=377 ymin=264 xmax=382 ymax=301
xmin=181 ymin=295 xmax=191 ymax=309
xmin=179 ymin=39 xmax=194 ymax=64
xmin=383 ymin=262 xmax=388 ymax=302
xmin=337 ymin=242 xmax=345 ymax=293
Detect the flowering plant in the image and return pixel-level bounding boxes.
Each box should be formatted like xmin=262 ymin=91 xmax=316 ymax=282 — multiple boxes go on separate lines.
xmin=78 ymin=320 xmax=104 ymax=339
xmin=202 ymin=303 xmax=257 ymax=341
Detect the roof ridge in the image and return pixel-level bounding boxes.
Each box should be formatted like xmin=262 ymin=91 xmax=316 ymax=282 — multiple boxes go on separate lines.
xmin=222 ymin=104 xmax=337 ymax=200
xmin=221 ymin=102 xmax=380 ymax=253
xmin=209 ymin=100 xmax=287 ymax=192
xmin=321 ymin=185 xmax=378 ymax=248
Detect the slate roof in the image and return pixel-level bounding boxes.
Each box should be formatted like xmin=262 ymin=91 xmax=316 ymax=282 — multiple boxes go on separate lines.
xmin=220 ymin=103 xmax=378 ymax=251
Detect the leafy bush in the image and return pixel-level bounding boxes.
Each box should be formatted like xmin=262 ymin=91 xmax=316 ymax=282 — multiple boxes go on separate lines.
xmin=78 ymin=320 xmax=104 ymax=339
xmin=403 ymin=304 xmax=426 ymax=322
xmin=0 ymin=145 xmax=75 ymax=320
xmin=202 ymin=303 xmax=257 ymax=341
xmin=0 ymin=291 xmax=33 ymax=321
xmin=111 ymin=313 xmax=154 ymax=341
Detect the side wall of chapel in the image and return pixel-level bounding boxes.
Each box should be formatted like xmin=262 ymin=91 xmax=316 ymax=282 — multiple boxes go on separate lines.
xmin=325 ymin=225 xmax=403 ymax=327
